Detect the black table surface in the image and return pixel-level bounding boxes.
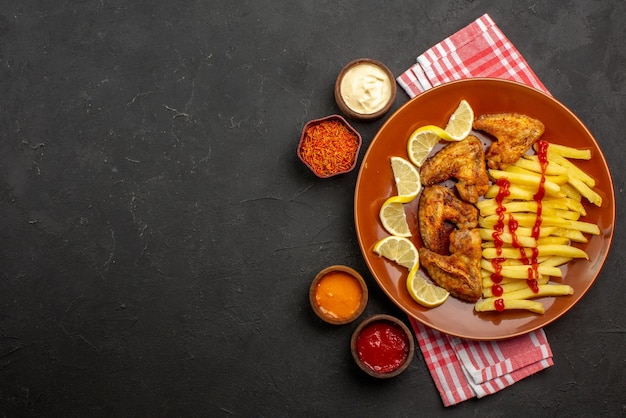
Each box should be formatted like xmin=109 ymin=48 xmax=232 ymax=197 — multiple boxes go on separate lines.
xmin=1 ymin=1 xmax=625 ymax=416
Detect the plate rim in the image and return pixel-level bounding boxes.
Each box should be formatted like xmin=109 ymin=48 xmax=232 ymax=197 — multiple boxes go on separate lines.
xmin=354 ymin=77 xmax=616 ymax=340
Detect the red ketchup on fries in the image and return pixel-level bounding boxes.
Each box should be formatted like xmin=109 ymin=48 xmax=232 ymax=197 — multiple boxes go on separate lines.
xmin=491 ymin=140 xmax=549 ymax=310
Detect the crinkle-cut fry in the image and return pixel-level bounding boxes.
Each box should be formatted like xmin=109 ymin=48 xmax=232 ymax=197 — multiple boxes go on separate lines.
xmin=568 ymin=176 xmax=602 ymax=207
xmin=475 ymin=298 xmax=545 ymax=314
xmin=479 ymin=213 xmax=570 ymax=229
xmin=540 ymin=142 xmax=591 ymax=160
xmin=550 ymin=228 xmax=588 ymax=243
xmin=483 ymin=244 xmax=588 ymax=260
xmin=504 ymin=165 xmax=569 ymax=185
xmin=482 ymin=276 xmax=550 ymax=298
xmin=480 ymin=259 xmax=562 ymax=278
xmin=520 ymin=155 xmax=568 ymax=175
xmin=538 ymin=256 xmax=572 ymax=268
xmin=489 ymin=169 xmax=562 ymax=196
xmin=548 ymin=151 xmax=596 ymax=188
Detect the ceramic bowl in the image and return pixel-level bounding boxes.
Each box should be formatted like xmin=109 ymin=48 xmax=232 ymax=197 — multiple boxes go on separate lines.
xmin=350 ymin=314 xmax=414 ymax=378
xmin=297 ymin=115 xmax=362 ymax=178
xmin=334 ymin=58 xmax=396 ymax=120
xmin=309 ymin=265 xmax=368 ymax=325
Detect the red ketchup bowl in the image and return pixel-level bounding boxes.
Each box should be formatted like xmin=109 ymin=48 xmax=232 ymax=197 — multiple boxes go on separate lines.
xmin=350 ymin=314 xmax=415 ymax=378
xmin=297 ymin=115 xmax=362 ymax=178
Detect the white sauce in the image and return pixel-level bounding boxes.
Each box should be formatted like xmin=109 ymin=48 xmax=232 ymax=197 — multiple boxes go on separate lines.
xmin=340 ymin=63 xmax=392 ymax=114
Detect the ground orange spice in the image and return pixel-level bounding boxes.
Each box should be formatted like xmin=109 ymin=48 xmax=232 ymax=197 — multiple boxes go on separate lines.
xmin=299 ymin=119 xmax=359 ymax=177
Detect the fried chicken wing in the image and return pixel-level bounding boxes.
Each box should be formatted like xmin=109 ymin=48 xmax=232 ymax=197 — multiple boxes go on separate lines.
xmin=418 ymin=185 xmax=478 ymax=254
xmin=473 ymin=113 xmax=545 ymax=170
xmin=420 ymin=135 xmax=489 ymax=204
xmin=418 ymin=228 xmax=482 ymax=303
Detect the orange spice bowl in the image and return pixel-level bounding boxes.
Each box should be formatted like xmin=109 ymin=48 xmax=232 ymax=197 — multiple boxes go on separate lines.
xmin=309 ymin=265 xmax=368 ymax=325
xmin=350 ymin=314 xmax=415 ymax=378
xmin=335 ymin=58 xmax=396 ymax=121
xmin=297 ymin=115 xmax=362 ymax=178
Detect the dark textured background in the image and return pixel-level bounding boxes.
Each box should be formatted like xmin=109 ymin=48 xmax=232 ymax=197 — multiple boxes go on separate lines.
xmin=0 ymin=1 xmax=624 ymax=416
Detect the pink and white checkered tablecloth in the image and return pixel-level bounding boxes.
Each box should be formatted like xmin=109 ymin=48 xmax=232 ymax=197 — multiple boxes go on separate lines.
xmin=398 ymin=14 xmax=554 ymax=407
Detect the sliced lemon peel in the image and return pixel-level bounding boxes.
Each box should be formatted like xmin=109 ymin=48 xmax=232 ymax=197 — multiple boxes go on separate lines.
xmin=406 ymin=266 xmax=450 ymax=308
xmin=373 ymin=236 xmax=419 ymax=271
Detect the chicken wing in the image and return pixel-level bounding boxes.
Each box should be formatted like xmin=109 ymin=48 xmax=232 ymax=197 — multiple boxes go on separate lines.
xmin=418 ymin=228 xmax=482 ymax=303
xmin=473 ymin=113 xmax=545 ymax=169
xmin=420 ymin=135 xmax=489 ymax=204
xmin=418 ymin=185 xmax=478 ymax=255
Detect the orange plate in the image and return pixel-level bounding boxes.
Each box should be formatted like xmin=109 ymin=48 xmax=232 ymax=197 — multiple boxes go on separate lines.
xmin=354 ymin=78 xmax=615 ymax=340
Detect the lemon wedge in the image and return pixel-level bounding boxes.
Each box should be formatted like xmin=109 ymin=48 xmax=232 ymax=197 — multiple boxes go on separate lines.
xmin=407 ymin=129 xmax=441 ymax=167
xmin=444 ymin=99 xmax=474 ymax=140
xmin=373 ymin=236 xmax=419 ymax=271
xmin=379 ymin=198 xmax=411 ymax=237
xmin=389 ymin=156 xmax=421 ymax=202
xmin=406 ymin=100 xmax=474 ymax=166
xmin=406 ymin=267 xmax=450 ymax=308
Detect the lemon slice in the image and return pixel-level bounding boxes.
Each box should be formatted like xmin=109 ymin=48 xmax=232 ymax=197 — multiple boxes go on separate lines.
xmin=373 ymin=236 xmax=419 ymax=270
xmin=406 ymin=267 xmax=450 ymax=308
xmin=407 ymin=129 xmax=441 ymax=167
xmin=379 ymin=198 xmax=411 ymax=237
xmin=389 ymin=156 xmax=421 ymax=202
xmin=405 ymin=100 xmax=474 ymax=166
xmin=444 ymin=99 xmax=474 ymax=140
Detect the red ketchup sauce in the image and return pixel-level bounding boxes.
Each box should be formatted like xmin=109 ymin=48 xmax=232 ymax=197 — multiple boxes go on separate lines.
xmin=490 ymin=178 xmax=509 ymax=296
xmin=491 ymin=141 xmax=549 ymax=307
xmin=356 ymin=321 xmax=409 ymax=373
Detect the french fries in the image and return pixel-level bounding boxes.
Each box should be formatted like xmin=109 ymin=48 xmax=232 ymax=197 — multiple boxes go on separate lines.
xmin=475 ymin=284 xmax=574 ymax=314
xmin=475 ymin=141 xmax=602 ymax=314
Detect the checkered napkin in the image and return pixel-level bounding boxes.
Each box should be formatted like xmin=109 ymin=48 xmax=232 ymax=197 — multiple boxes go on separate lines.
xmin=398 ymin=14 xmax=554 ymax=406
xmin=410 ymin=319 xmax=553 ymax=406
xmin=397 ymin=13 xmax=547 ymax=95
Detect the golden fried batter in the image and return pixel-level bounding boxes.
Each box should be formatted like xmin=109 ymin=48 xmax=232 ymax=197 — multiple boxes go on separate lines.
xmin=420 ymin=136 xmax=489 ymax=204
xmin=418 ymin=229 xmax=482 ymax=303
xmin=473 ymin=113 xmax=545 ymax=170
xmin=418 ymin=185 xmax=478 ymax=255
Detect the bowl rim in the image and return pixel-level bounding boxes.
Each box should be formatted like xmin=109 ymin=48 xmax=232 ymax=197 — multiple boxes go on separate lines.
xmin=309 ymin=264 xmax=369 ymax=325
xmin=334 ymin=58 xmax=397 ymax=121
xmin=297 ymin=114 xmax=362 ymax=178
xmin=350 ymin=314 xmax=415 ymax=378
